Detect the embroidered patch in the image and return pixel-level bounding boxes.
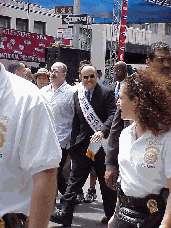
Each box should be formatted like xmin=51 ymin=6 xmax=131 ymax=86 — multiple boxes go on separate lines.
xmin=144 ymin=146 xmax=160 ymax=164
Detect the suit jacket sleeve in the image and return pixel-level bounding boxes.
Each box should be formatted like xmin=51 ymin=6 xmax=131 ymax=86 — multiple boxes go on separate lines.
xmin=70 ymin=93 xmax=80 ymax=146
xmin=105 ymin=106 xmax=124 ymax=169
xmin=100 ymin=89 xmax=116 ymax=138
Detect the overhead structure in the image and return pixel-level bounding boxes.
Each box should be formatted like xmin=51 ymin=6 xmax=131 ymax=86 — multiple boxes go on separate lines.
xmin=109 ymin=0 xmax=122 ymax=80
xmin=108 ymin=0 xmax=170 ymax=79
xmin=144 ymin=0 xmax=171 ymax=8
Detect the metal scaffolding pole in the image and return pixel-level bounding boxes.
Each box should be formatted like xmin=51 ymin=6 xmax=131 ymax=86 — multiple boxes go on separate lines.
xmin=109 ymin=0 xmax=122 ymax=82
xmin=73 ymin=0 xmax=80 ymax=49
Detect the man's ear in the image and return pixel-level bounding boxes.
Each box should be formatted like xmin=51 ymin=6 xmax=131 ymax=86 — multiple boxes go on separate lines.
xmin=79 ymin=75 xmax=82 ymax=81
xmin=15 ymin=70 xmax=19 ymax=75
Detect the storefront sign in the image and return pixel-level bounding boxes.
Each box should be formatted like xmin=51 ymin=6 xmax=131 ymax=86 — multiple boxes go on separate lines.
xmin=0 ymin=27 xmax=55 ymax=62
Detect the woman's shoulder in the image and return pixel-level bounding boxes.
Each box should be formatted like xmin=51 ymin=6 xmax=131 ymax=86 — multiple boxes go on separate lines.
xmin=122 ymin=122 xmax=135 ymax=134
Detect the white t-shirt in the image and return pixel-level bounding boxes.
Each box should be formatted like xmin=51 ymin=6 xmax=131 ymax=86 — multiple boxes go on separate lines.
xmin=41 ymin=82 xmax=74 ymax=149
xmin=0 ymin=64 xmax=62 ymax=217
xmin=118 ymin=122 xmax=171 ymax=198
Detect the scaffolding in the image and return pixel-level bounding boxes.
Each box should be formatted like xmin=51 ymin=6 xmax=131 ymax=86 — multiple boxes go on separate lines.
xmin=108 ymin=0 xmax=122 ymax=82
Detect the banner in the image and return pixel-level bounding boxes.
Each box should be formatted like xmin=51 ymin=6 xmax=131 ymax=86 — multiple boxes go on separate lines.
xmin=0 ymin=27 xmax=55 ymax=63
xmin=117 ymin=0 xmax=128 ymax=61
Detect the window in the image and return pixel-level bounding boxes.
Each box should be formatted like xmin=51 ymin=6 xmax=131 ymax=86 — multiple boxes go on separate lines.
xmin=165 ymin=23 xmax=171 ymax=35
xmin=0 ymin=16 xmax=10 ymax=28
xmin=34 ymin=21 xmax=46 ymax=34
xmin=141 ymin=24 xmax=145 ymax=30
xmin=154 ymin=23 xmax=158 ymax=34
xmin=16 ymin=18 xmax=28 ymax=32
xmin=145 ymin=23 xmax=150 ymax=31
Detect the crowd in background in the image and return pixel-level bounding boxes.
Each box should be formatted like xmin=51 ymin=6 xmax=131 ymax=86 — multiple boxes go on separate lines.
xmin=1 ymin=38 xmax=171 ymax=228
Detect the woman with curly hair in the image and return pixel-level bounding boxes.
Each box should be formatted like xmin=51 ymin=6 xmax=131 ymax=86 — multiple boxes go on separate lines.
xmin=108 ymin=68 xmax=171 ymax=228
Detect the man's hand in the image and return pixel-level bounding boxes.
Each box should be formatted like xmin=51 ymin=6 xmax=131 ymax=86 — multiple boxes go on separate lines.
xmin=90 ymin=131 xmax=104 ymax=143
xmin=105 ymin=169 xmax=118 ymax=190
xmin=108 ymin=214 xmax=115 ymax=228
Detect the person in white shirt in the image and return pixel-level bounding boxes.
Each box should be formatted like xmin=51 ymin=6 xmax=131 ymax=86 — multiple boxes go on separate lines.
xmin=108 ymin=68 xmax=171 ymax=228
xmin=0 ymin=64 xmax=62 ymax=227
xmin=0 ymin=26 xmax=62 ymax=228
xmin=41 ymin=62 xmax=74 ymax=195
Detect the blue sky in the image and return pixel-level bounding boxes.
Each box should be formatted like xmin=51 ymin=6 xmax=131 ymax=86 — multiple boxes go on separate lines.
xmin=24 ymin=0 xmax=171 ymax=23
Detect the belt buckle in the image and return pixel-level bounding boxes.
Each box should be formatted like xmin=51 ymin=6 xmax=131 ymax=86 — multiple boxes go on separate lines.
xmin=127 ymin=196 xmax=135 ymax=207
xmin=147 ymin=199 xmax=158 ymax=213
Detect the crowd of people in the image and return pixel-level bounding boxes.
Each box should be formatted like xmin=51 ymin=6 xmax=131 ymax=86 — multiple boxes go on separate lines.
xmin=0 ymin=26 xmax=171 ymax=228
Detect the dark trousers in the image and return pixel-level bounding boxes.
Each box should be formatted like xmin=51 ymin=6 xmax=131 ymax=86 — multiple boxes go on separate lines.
xmin=57 ymin=148 xmax=69 ymax=195
xmin=60 ymin=137 xmax=117 ymax=218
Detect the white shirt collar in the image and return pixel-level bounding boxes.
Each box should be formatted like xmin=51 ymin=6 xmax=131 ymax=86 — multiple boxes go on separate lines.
xmin=50 ymin=81 xmax=67 ymax=93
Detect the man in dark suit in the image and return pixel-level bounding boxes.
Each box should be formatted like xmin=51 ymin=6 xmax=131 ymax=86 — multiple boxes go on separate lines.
xmin=50 ymin=64 xmax=117 ymax=227
xmin=110 ymin=61 xmax=127 ymax=99
xmin=105 ymin=61 xmax=127 ymax=190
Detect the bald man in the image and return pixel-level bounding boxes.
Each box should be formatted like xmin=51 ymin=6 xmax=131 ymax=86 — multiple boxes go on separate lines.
xmin=110 ymin=61 xmax=127 ymax=101
xmin=50 ymin=63 xmax=117 ymax=226
xmin=41 ymin=62 xmax=74 ymax=195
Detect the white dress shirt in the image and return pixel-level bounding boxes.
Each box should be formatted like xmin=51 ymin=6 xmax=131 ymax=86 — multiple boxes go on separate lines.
xmin=41 ymin=81 xmax=74 ymax=149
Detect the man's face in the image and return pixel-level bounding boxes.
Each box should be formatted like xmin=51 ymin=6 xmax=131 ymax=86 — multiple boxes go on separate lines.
xmin=50 ymin=64 xmax=66 ymax=84
xmin=147 ymin=49 xmax=171 ymax=77
xmin=16 ymin=63 xmax=26 ymax=78
xmin=26 ymin=68 xmax=32 ymax=81
xmin=114 ymin=65 xmax=126 ymax=82
xmin=37 ymin=74 xmax=49 ymax=89
xmin=81 ymin=66 xmax=97 ymax=91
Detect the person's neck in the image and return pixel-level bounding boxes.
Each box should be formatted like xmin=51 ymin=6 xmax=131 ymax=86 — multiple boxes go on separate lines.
xmin=134 ymin=122 xmax=147 ymax=139
xmin=52 ymin=80 xmax=65 ymax=92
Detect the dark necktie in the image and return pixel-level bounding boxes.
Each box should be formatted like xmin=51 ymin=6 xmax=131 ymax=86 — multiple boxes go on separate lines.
xmin=115 ymin=82 xmax=120 ymax=101
xmin=86 ymin=90 xmax=91 ymax=102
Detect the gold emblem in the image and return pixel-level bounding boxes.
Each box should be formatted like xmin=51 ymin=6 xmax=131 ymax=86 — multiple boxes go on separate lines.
xmin=0 ymin=123 xmax=7 ymax=148
xmin=144 ymin=146 xmax=159 ymax=164
xmin=147 ymin=199 xmax=158 ymax=213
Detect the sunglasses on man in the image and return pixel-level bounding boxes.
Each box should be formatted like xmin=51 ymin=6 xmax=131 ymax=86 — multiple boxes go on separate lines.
xmin=83 ymin=74 xmax=96 ymax=80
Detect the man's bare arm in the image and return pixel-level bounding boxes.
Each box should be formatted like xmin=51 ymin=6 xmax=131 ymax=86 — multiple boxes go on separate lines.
xmin=28 ymin=168 xmax=57 ymax=228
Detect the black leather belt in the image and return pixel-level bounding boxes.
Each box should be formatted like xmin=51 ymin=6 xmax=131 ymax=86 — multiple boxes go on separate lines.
xmin=118 ymin=188 xmax=166 ymax=214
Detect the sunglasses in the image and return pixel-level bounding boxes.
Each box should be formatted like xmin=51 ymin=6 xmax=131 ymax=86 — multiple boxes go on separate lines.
xmin=83 ymin=74 xmax=96 ymax=80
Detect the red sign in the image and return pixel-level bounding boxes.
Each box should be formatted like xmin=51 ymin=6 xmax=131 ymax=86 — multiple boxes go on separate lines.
xmin=0 ymin=27 xmax=55 ymax=63
xmin=117 ymin=0 xmax=128 ymax=62
xmin=55 ymin=6 xmax=73 ymax=14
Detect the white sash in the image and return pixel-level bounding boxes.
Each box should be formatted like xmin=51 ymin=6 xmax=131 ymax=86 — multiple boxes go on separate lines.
xmin=78 ymin=85 xmax=108 ymax=160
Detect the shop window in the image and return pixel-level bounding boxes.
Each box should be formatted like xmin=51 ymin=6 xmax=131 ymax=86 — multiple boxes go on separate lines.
xmin=34 ymin=21 xmax=46 ymax=34
xmin=16 ymin=18 xmax=28 ymax=32
xmin=0 ymin=16 xmax=10 ymax=28
xmin=165 ymin=23 xmax=171 ymax=35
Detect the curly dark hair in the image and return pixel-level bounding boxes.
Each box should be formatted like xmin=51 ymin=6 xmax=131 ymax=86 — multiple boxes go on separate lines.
xmin=124 ymin=68 xmax=171 ymax=136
